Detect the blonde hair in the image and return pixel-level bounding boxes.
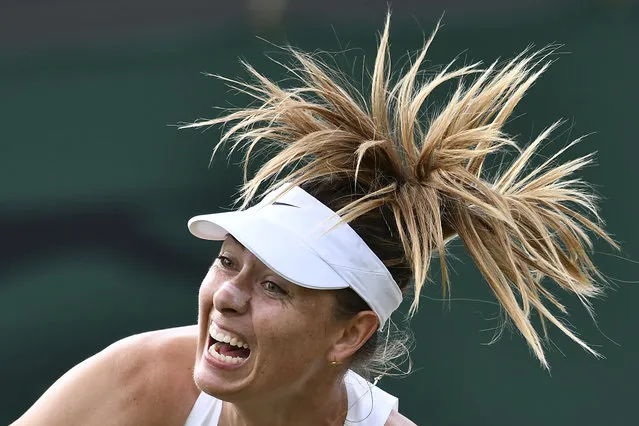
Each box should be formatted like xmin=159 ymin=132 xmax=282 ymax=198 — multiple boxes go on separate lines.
xmin=183 ymin=15 xmax=617 ymax=369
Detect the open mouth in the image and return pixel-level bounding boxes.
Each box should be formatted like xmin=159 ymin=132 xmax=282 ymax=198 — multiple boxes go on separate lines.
xmin=208 ymin=323 xmax=251 ymax=365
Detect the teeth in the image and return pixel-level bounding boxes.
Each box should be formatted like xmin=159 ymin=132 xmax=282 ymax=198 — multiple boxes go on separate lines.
xmin=208 ymin=323 xmax=250 ymax=349
xmin=208 ymin=342 xmax=247 ymax=364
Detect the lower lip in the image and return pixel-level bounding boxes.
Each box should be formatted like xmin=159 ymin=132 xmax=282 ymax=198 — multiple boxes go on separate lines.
xmin=203 ymin=337 xmax=251 ymax=371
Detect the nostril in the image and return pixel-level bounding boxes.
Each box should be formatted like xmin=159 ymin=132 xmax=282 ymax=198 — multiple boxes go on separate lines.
xmin=219 ymin=307 xmax=238 ymax=315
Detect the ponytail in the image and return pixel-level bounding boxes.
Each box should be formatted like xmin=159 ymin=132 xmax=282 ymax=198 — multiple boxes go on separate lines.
xmin=183 ymin=14 xmax=617 ymax=368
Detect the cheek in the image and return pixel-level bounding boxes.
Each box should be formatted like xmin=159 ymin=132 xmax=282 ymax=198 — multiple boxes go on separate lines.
xmin=295 ymin=293 xmax=338 ymax=336
xmin=258 ymin=296 xmax=336 ymax=358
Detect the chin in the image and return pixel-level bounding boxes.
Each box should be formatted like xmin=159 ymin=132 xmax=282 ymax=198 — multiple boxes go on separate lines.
xmin=194 ymin=359 xmax=239 ymax=398
xmin=193 ymin=340 xmax=253 ymax=400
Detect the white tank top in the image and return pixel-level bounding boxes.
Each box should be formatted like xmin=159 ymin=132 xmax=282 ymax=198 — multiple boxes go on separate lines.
xmin=183 ymin=370 xmax=399 ymax=426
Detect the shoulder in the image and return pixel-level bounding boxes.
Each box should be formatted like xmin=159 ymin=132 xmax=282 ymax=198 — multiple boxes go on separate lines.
xmin=385 ymin=409 xmax=418 ymax=426
xmin=12 ymin=325 xmax=200 ymax=426
xmin=109 ymin=325 xmax=199 ymax=387
xmin=105 ymin=325 xmax=200 ymax=404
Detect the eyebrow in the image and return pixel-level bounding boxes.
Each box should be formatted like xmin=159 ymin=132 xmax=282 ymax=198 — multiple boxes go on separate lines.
xmin=224 ymin=234 xmax=246 ymax=251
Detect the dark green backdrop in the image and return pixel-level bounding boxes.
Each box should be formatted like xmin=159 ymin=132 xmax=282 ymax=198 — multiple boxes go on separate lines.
xmin=2 ymin=7 xmax=638 ymax=425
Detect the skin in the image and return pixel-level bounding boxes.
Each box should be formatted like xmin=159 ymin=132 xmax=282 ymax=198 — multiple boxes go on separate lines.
xmin=11 ymin=236 xmax=416 ymax=426
xmin=11 ymin=326 xmax=201 ymax=426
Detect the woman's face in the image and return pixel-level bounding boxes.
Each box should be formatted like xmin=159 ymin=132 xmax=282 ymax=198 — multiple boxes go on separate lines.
xmin=193 ymin=235 xmax=344 ymax=401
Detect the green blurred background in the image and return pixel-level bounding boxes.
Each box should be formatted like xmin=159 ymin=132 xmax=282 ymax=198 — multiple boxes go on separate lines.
xmin=2 ymin=1 xmax=638 ymax=425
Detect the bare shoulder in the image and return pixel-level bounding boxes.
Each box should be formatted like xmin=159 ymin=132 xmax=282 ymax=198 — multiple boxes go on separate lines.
xmin=12 ymin=325 xmax=200 ymax=426
xmin=386 ymin=410 xmax=418 ymax=426
xmin=110 ymin=324 xmax=200 ymax=382
xmin=108 ymin=325 xmax=200 ymax=400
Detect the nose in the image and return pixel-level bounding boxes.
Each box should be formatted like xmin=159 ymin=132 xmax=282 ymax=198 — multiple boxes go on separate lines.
xmin=213 ymin=279 xmax=251 ymax=315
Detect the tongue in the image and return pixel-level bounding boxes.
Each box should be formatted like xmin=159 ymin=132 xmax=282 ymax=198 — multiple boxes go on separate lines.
xmin=218 ymin=342 xmax=250 ymax=358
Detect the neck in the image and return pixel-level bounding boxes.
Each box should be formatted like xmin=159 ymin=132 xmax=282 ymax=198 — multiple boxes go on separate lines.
xmin=219 ymin=370 xmax=348 ymax=426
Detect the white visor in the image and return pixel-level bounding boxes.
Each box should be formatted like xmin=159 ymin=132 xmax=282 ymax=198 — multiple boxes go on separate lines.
xmin=187 ymin=183 xmax=402 ymax=328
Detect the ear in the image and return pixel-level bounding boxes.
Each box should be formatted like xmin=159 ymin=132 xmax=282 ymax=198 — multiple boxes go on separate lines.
xmin=326 ymin=311 xmax=379 ymax=363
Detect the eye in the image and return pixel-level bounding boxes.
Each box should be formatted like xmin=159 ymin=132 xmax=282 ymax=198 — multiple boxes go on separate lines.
xmin=262 ymin=281 xmax=287 ymax=296
xmin=215 ymin=255 xmax=233 ymax=269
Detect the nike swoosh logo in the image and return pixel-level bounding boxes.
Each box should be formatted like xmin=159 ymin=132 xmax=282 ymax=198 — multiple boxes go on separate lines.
xmin=272 ymin=201 xmax=299 ymax=208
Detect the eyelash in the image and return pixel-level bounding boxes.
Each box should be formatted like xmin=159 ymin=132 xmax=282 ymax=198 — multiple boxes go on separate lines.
xmin=262 ymin=281 xmax=287 ymax=296
xmin=215 ymin=255 xmax=233 ymax=269
xmin=215 ymin=255 xmax=288 ymax=297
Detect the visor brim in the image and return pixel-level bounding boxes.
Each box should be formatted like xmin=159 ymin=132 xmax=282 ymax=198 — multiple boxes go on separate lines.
xmin=188 ymin=211 xmax=349 ymax=291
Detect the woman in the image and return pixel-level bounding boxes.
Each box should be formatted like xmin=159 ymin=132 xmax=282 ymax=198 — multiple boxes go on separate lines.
xmin=12 ymin=15 xmax=615 ymax=426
